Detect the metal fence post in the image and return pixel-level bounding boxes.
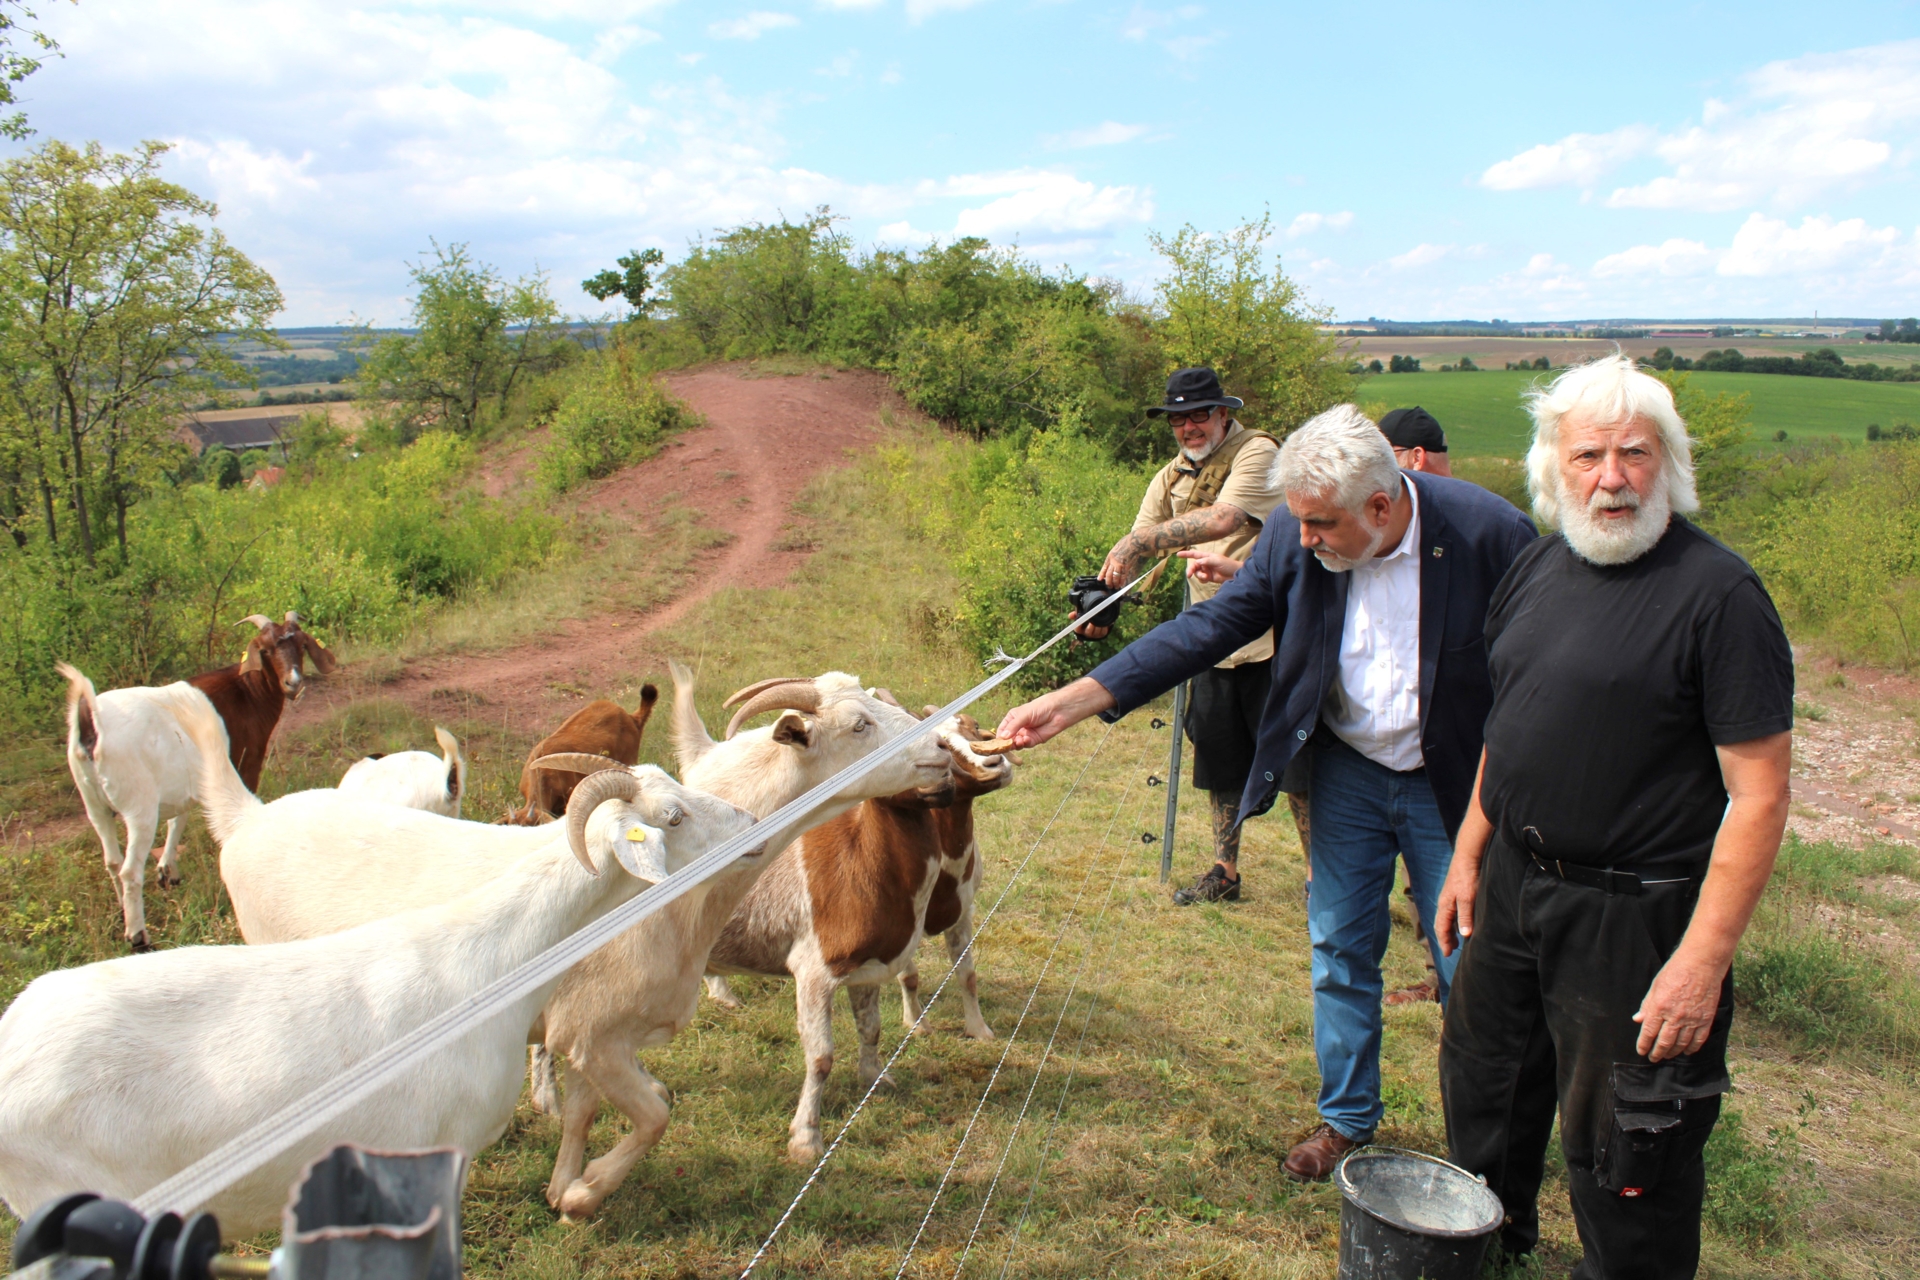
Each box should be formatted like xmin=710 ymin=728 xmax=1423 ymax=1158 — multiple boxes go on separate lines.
xmin=1158 ymin=580 xmax=1190 ymax=883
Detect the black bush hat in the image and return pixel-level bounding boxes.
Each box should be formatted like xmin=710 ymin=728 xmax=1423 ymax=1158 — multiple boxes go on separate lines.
xmin=1146 ymin=367 xmax=1244 ymax=416
xmin=1379 ymin=406 xmax=1447 ymax=452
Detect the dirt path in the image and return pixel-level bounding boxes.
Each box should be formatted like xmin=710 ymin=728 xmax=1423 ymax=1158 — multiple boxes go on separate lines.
xmin=1786 ymin=660 xmax=1920 ymax=849
xmin=278 ymin=364 xmax=894 ymax=742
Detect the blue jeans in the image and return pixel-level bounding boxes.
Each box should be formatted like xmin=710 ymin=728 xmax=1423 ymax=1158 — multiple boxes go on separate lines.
xmin=1307 ymin=736 xmax=1459 ymax=1140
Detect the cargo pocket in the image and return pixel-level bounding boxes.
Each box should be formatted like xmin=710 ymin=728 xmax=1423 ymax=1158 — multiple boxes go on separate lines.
xmin=1594 ymin=1059 xmax=1729 ymax=1199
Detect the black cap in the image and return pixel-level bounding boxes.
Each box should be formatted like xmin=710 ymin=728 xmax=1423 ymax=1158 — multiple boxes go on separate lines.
xmin=1379 ymin=406 xmax=1447 ymax=452
xmin=1146 ymin=367 xmax=1244 ymax=417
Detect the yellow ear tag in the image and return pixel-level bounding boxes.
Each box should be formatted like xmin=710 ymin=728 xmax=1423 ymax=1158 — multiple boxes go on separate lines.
xmin=627 ymin=827 xmax=647 ymax=842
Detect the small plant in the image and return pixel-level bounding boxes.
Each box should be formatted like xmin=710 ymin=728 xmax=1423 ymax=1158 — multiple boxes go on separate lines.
xmin=1741 ymin=928 xmax=1882 ymax=1046
xmin=1703 ymin=1102 xmax=1820 ymax=1246
xmin=1793 ymin=699 xmax=1826 ymax=722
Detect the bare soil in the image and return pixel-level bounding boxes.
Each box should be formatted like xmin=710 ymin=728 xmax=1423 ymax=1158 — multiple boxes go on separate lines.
xmin=275 ymin=364 xmax=899 ymax=746
xmin=1787 ymin=659 xmax=1920 ymax=849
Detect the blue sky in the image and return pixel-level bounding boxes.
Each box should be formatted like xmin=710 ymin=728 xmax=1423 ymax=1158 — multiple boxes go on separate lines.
xmin=14 ymin=1 xmax=1920 ymax=325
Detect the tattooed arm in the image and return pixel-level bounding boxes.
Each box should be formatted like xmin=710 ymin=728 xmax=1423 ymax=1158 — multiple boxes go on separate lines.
xmin=1099 ymin=504 xmax=1250 ymax=587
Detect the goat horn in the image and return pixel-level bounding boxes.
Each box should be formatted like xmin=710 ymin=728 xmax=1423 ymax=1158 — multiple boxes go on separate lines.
xmin=532 ymin=753 xmax=629 ymax=776
xmin=284 ymin=610 xmax=302 ymax=625
xmin=870 ymin=687 xmax=905 ymax=711
xmin=722 ymin=677 xmax=811 ymax=709
xmin=725 ymin=683 xmax=822 ymax=740
xmin=237 ymin=614 xmax=273 ymax=630
xmin=564 ymin=767 xmax=641 ymax=875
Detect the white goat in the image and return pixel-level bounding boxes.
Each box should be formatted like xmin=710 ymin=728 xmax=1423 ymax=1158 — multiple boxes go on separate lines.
xmin=57 ymin=664 xmax=202 ymax=952
xmin=337 ymin=727 xmax=469 ymax=818
xmin=0 ymin=686 xmax=752 ymax=1240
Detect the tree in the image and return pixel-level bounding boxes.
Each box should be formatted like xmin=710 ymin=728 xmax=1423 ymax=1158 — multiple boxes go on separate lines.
xmin=581 ymin=248 xmax=664 ymax=318
xmin=356 ymin=242 xmax=564 ymax=436
xmin=0 ymin=1 xmax=59 ymax=141
xmin=1148 ymin=214 xmax=1351 ymax=433
xmin=0 ymin=140 xmax=283 ymax=563
xmin=1388 ymin=354 xmax=1421 ymax=373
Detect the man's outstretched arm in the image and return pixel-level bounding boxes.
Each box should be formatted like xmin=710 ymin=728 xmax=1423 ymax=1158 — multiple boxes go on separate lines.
xmin=997 ymin=677 xmax=1117 ymax=749
xmin=1100 ymin=504 xmax=1249 ymax=586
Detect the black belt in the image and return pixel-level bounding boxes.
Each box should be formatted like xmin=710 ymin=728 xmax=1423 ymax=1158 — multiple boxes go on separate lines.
xmin=1513 ymin=826 xmax=1705 ymax=896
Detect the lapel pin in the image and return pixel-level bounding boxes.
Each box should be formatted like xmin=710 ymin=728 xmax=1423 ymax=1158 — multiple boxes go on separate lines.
xmin=1431 ymin=546 xmax=1445 ymax=558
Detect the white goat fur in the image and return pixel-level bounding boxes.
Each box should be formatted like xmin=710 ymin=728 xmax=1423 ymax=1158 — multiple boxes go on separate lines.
xmin=56 ymin=663 xmax=205 ymax=951
xmin=337 ymin=727 xmax=469 ymax=818
xmin=0 ymin=687 xmax=741 ymax=1240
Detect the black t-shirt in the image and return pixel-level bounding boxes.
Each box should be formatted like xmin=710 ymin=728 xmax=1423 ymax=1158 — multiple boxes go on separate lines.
xmin=1480 ymin=517 xmax=1793 ymax=868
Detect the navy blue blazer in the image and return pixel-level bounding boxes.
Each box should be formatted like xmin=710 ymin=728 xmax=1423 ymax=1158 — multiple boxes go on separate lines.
xmin=1087 ymin=471 xmax=1537 ymax=840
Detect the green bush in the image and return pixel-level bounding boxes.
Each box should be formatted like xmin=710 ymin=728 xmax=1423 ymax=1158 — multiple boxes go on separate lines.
xmin=1740 ymin=925 xmax=1883 ymax=1047
xmin=947 ymin=409 xmax=1184 ymax=690
xmin=538 ymin=351 xmax=698 ymax=494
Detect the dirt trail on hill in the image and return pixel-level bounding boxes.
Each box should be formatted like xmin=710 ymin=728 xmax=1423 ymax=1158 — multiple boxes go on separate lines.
xmin=277 ymin=364 xmax=893 ymax=746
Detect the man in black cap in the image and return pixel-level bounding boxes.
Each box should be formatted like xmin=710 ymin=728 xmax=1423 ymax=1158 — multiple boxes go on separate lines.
xmin=1076 ymin=367 xmax=1286 ymax=905
xmin=1379 ymin=406 xmax=1452 ymax=477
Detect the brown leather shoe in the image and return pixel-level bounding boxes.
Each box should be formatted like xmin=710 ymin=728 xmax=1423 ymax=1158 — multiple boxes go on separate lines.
xmin=1384 ymin=976 xmax=1439 ymax=1006
xmin=1283 ymin=1123 xmax=1366 ymax=1181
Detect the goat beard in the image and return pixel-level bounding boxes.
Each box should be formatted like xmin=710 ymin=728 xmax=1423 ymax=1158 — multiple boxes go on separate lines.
xmin=1557 ymin=472 xmax=1672 ymax=566
xmin=1311 ymin=520 xmax=1389 ymax=573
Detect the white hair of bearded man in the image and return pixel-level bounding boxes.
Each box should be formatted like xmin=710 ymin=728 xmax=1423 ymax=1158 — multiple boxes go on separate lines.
xmin=1274 ymin=404 xmax=1404 ymax=512
xmin=1555 ymin=463 xmax=1674 ymax=565
xmin=1523 ymin=352 xmax=1699 ymax=528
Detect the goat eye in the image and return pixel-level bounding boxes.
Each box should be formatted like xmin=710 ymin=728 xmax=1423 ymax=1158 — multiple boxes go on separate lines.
xmin=668 ymin=808 xmax=683 ymax=826
xmin=853 ymin=717 xmax=868 ymax=733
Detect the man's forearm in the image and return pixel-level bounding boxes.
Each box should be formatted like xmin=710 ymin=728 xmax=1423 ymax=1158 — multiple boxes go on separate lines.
xmin=1670 ymin=797 xmax=1786 ymax=973
xmin=1111 ymin=505 xmax=1249 ymax=577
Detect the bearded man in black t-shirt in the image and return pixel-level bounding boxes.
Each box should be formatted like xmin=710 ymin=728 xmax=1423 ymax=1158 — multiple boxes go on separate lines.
xmin=1433 ymin=354 xmax=1793 ymax=1280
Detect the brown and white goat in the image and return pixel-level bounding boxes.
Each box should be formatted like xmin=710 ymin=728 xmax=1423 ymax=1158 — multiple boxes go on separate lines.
xmin=58 ymin=613 xmax=335 ymax=950
xmin=702 ymin=705 xmax=1014 ymax=1163
xmin=500 ymin=687 xmax=659 ymax=825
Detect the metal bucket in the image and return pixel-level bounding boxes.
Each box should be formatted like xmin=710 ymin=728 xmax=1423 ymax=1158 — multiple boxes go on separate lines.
xmin=1334 ymin=1147 xmax=1503 ymax=1280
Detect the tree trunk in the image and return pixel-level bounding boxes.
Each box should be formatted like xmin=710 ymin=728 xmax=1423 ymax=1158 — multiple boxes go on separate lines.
xmin=58 ymin=390 xmax=94 ymax=565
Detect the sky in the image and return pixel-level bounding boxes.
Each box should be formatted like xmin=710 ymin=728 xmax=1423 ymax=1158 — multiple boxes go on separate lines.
xmin=11 ymin=0 xmax=1920 ymax=326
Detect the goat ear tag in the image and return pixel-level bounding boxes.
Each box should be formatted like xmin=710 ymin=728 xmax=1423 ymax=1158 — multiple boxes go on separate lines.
xmin=614 ymin=826 xmax=670 ymax=883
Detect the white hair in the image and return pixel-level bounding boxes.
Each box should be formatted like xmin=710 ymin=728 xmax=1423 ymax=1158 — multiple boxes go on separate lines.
xmin=1275 ymin=404 xmax=1404 ymax=512
xmin=1524 ymin=354 xmax=1698 ymax=527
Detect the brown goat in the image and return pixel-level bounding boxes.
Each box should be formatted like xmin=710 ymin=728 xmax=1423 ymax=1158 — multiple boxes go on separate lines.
xmin=187 ymin=612 xmax=337 ymax=793
xmin=501 ymin=687 xmax=659 ymax=825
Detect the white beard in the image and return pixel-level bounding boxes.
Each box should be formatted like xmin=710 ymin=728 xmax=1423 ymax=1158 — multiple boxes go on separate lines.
xmin=1181 ymin=438 xmax=1220 ymax=463
xmin=1312 ymin=523 xmax=1388 ymax=573
xmin=1557 ymin=473 xmax=1672 ymax=565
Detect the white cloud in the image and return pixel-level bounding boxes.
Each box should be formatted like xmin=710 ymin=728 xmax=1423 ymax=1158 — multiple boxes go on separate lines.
xmin=590 ymin=24 xmax=660 ymax=64
xmin=905 ymin=0 xmax=985 ymax=19
xmin=1479 ymin=127 xmax=1653 ymax=191
xmin=1285 ymin=210 xmax=1352 ymax=238
xmin=1386 ymin=242 xmax=1453 ymax=271
xmin=171 ymin=139 xmax=320 ymax=208
xmin=1591 ymin=238 xmax=1715 ymax=278
xmin=1044 ymin=121 xmax=1148 ymax=149
xmin=816 ymin=50 xmax=859 ymax=77
xmin=817 ymin=0 xmax=885 ymax=8
xmin=1119 ymin=3 xmax=1202 ymax=40
xmin=708 ymin=11 xmax=800 ymax=39
xmin=933 ymin=169 xmax=1153 ymax=237
xmin=1482 ymin=39 xmax=1920 ymax=211
xmin=1717 ymin=213 xmax=1903 ymax=277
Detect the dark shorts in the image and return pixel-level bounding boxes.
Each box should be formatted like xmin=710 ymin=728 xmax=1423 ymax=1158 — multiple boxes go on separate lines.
xmin=1185 ymin=659 xmax=1272 ymax=794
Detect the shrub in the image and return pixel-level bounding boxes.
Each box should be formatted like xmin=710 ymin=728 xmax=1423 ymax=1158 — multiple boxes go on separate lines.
xmin=1704 ymin=1105 xmax=1820 ymax=1246
xmin=538 ymin=352 xmax=698 ymax=494
xmin=949 ymin=409 xmax=1184 ymax=690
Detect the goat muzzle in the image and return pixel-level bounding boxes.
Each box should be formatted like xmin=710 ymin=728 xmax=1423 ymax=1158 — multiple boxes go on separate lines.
xmin=564 ymin=766 xmax=641 ymax=874
xmin=724 ymin=682 xmax=822 ymax=740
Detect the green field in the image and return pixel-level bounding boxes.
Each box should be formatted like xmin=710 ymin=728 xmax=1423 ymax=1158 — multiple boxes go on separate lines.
xmin=1354 ymin=370 xmax=1920 ymax=457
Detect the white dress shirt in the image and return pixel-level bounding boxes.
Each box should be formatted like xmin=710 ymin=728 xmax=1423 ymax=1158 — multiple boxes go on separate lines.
xmin=1323 ymin=480 xmax=1425 ymax=771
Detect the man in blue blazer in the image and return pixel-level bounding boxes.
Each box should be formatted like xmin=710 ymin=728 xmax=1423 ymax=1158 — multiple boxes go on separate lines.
xmin=998 ymin=405 xmax=1535 ymax=1178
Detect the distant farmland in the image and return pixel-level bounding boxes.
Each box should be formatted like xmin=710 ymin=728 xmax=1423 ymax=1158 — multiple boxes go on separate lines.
xmin=1354 ymin=369 xmax=1920 ymax=456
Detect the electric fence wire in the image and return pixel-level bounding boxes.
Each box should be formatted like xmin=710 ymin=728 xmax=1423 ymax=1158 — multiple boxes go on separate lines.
xmin=944 ymin=732 xmax=1162 ymax=1279
xmin=993 ymin=719 xmax=1184 ymax=1279
xmin=738 ymin=719 xmax=1119 ymax=1280
xmin=137 ymin=568 xmax=1155 ymax=1223
xmin=891 ymin=728 xmax=1149 ymax=1280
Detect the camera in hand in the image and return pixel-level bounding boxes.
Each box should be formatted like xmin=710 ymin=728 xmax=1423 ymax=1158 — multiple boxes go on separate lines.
xmin=1068 ymin=575 xmax=1132 ymax=627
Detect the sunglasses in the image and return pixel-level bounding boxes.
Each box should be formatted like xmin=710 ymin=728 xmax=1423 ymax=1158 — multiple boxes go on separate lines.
xmin=1164 ymin=408 xmax=1217 ymax=427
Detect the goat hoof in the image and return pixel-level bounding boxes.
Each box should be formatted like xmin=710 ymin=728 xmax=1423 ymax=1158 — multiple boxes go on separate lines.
xmin=556 ymin=1182 xmax=603 ymax=1220
xmin=787 ymin=1135 xmax=824 ymax=1164
xmin=129 ymin=933 xmax=153 ymax=953
xmin=860 ymin=1068 xmax=895 ymax=1091
xmin=156 ymin=870 xmax=182 ymax=889
xmin=965 ymin=1024 xmax=996 ymax=1042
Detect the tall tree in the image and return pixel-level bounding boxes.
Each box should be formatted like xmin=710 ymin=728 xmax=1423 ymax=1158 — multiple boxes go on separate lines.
xmin=0 ymin=140 xmax=282 ymax=563
xmin=0 ymin=0 xmax=61 ymax=141
xmin=356 ymin=241 xmax=564 ymax=436
xmin=1149 ymin=214 xmax=1352 ymax=434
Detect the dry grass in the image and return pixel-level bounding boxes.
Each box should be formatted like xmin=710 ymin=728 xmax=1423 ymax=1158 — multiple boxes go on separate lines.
xmin=3 ymin=432 xmax=1919 ymax=1277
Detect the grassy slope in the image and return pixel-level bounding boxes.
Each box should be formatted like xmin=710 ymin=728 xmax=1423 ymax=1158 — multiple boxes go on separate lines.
xmin=1355 ymin=370 xmax=1920 ymax=456
xmin=3 ymin=423 xmax=1918 ymax=1277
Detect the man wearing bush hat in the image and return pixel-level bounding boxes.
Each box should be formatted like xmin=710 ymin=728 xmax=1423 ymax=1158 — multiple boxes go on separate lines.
xmin=1434 ymin=354 xmax=1793 ymax=1278
xmin=1075 ymin=366 xmax=1287 ymax=907
xmin=1003 ymin=402 xmax=1536 ymax=1180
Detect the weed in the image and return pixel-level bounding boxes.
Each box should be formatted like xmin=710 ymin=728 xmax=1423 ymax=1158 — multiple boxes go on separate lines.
xmin=1704 ymin=1103 xmax=1820 ymax=1246
xmin=1794 ymin=699 xmax=1827 ymax=722
xmin=1741 ymin=928 xmax=1882 ymax=1046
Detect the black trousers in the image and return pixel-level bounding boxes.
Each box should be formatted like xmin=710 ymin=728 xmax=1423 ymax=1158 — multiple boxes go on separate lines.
xmin=1439 ymin=837 xmax=1731 ymax=1280
xmin=1184 ymin=659 xmax=1270 ymax=794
